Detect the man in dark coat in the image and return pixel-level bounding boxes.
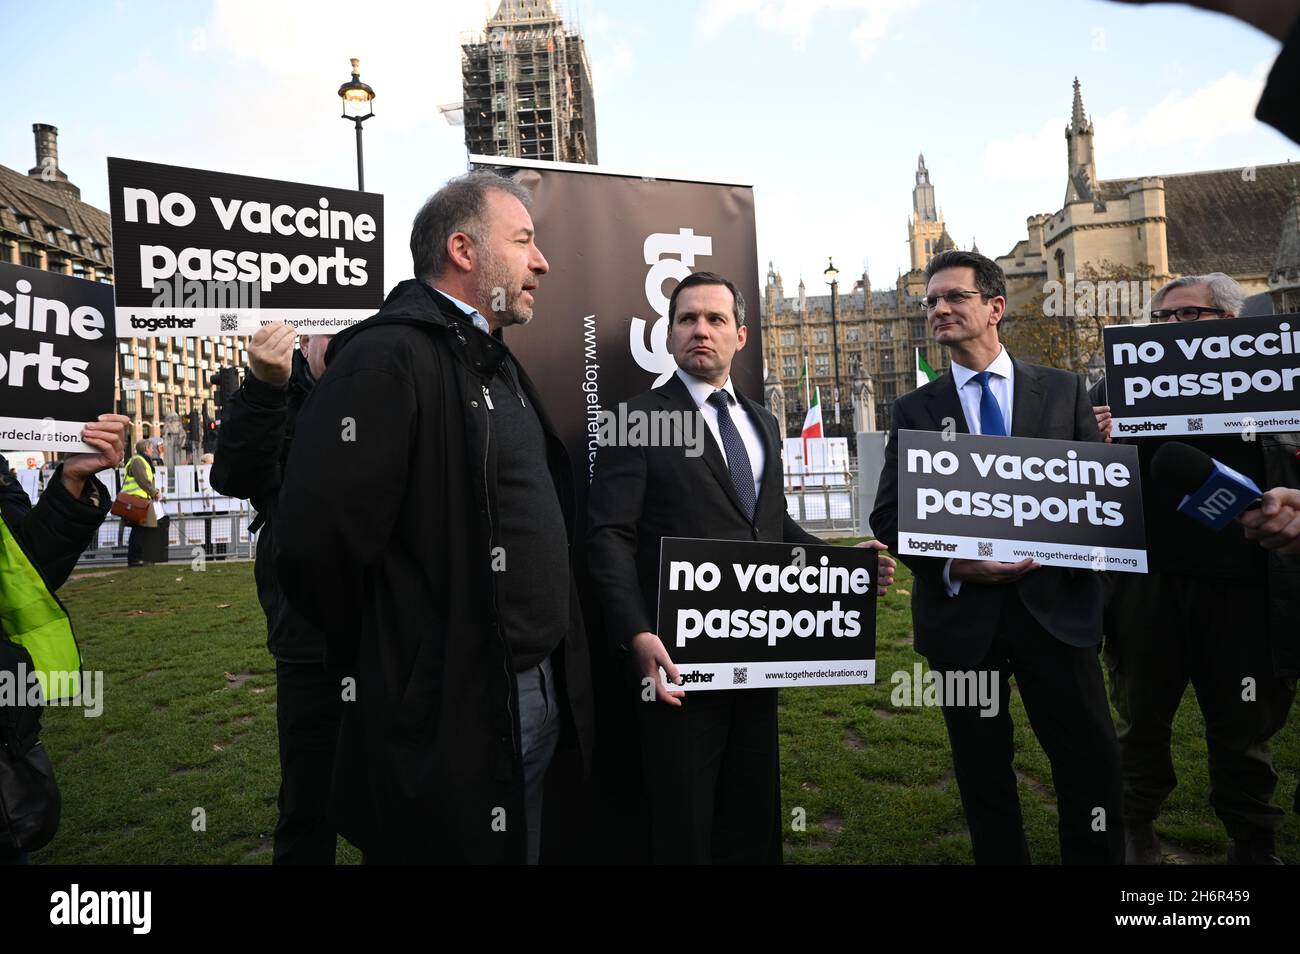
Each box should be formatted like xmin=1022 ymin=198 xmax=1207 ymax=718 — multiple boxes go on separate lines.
xmin=275 ymin=171 xmax=593 ymax=864
xmin=209 ymin=322 xmax=341 ymax=864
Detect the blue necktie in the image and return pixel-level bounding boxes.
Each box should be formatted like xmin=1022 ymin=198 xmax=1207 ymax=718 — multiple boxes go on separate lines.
xmin=973 ymin=371 xmax=1006 ymax=437
xmin=707 ymin=391 xmax=757 ymax=521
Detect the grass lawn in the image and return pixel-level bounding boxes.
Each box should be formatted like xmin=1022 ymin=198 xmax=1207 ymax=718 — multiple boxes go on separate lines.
xmin=34 ymin=552 xmax=1300 ymax=864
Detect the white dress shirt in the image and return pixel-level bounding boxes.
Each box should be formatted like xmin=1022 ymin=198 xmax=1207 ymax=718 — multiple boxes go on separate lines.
xmin=944 ymin=346 xmax=1015 ymax=596
xmin=675 ymin=367 xmax=766 ymax=504
xmin=430 ymin=285 xmax=492 ymax=336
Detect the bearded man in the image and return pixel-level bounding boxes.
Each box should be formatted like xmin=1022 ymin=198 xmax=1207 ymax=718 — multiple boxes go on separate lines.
xmin=275 ymin=171 xmax=593 ymax=864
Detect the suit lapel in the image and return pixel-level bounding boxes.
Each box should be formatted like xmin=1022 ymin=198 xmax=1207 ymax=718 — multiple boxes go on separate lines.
xmin=656 ymin=374 xmax=753 ymax=523
xmin=1010 ymin=358 xmax=1046 ymax=438
xmin=925 ymin=372 xmax=969 ymax=433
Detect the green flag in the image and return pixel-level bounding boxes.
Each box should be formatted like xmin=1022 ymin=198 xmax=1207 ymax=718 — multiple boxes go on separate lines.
xmin=916 ymin=348 xmax=939 ymax=388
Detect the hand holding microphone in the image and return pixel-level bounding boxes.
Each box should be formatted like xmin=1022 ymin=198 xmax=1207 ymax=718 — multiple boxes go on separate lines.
xmin=1238 ymin=487 xmax=1300 ymax=556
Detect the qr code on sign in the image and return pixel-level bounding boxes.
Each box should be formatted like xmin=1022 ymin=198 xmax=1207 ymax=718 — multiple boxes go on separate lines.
xmin=1187 ymin=417 xmax=1204 ymax=432
xmin=733 ymin=667 xmax=748 ymax=685
xmin=978 ymin=541 xmax=993 ymax=558
xmin=220 ymin=315 xmax=239 ymax=332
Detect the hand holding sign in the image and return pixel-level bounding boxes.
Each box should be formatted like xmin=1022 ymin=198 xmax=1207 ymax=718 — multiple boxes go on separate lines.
xmin=949 ymin=557 xmax=1039 ymax=584
xmin=1093 ymin=405 xmax=1113 ymax=443
xmin=61 ymin=413 xmax=130 ymax=498
xmin=630 ymin=631 xmax=684 ymax=706
xmin=854 ymin=539 xmax=897 ymax=594
xmin=248 ymin=321 xmax=297 ymax=387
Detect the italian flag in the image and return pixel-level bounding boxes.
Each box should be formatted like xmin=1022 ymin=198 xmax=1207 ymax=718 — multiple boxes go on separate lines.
xmin=916 ymin=348 xmax=939 ymax=388
xmin=801 ymin=387 xmax=823 ymax=465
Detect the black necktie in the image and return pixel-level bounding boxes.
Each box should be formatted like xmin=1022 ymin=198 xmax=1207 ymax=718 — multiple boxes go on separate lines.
xmin=707 ymin=390 xmax=757 ymax=521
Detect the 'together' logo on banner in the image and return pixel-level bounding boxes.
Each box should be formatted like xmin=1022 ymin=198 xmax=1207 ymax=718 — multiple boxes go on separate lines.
xmin=632 ymin=228 xmax=713 ymax=386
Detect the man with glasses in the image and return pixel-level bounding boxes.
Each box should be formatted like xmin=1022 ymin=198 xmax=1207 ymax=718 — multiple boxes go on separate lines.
xmin=1091 ymin=273 xmax=1298 ymax=864
xmin=872 ymin=249 xmax=1124 ymax=864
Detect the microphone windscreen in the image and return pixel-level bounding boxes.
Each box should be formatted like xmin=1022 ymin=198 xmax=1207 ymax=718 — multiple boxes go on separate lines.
xmin=1150 ymin=441 xmax=1214 ymax=497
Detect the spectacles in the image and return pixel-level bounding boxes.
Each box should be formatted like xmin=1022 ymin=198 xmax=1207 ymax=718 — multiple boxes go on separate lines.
xmin=1150 ymin=306 xmax=1226 ymax=322
xmin=923 ymin=289 xmax=986 ymax=311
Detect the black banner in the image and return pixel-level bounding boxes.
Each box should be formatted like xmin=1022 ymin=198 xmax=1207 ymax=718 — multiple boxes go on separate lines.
xmin=1104 ymin=315 xmax=1300 ymax=436
xmin=471 ymin=159 xmax=763 ymax=503
xmin=655 ymin=537 xmax=877 ymax=690
xmin=0 ymin=263 xmax=115 ymax=452
xmin=896 ymin=430 xmax=1147 ymax=572
xmin=107 ymin=158 xmax=383 ymax=337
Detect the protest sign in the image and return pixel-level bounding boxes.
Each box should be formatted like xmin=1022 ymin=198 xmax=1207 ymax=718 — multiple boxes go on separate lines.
xmin=656 ymin=537 xmax=877 ymax=691
xmin=0 ymin=262 xmax=115 ymax=452
xmin=895 ymin=429 xmax=1147 ymax=572
xmin=1104 ymin=315 xmax=1300 ymax=436
xmin=108 ymin=158 xmax=383 ymax=337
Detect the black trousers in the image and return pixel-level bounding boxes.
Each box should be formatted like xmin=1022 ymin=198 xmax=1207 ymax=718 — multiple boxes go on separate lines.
xmin=1103 ymin=572 xmax=1297 ymax=842
xmin=635 ymin=680 xmax=782 ymax=864
xmin=932 ymin=591 xmax=1125 ymax=865
xmin=273 ymin=659 xmax=345 ymax=864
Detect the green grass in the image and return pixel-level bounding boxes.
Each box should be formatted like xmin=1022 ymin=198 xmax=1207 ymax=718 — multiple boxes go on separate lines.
xmin=32 ymin=553 xmax=1300 ymax=864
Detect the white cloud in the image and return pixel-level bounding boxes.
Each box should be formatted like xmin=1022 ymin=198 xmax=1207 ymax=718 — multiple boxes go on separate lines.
xmin=982 ymin=61 xmax=1272 ymax=187
xmin=697 ymin=0 xmax=924 ymax=58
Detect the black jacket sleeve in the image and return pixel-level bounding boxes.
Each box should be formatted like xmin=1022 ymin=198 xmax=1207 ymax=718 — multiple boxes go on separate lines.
xmin=1074 ymin=372 xmax=1104 ymax=443
xmin=274 ymin=339 xmax=417 ymax=642
xmin=585 ymin=441 xmax=652 ymax=650
xmin=870 ymin=399 xmax=946 ymax=586
xmin=782 ymin=512 xmax=823 ymax=546
xmin=1 ymin=463 xmax=110 ymax=592
xmin=209 ymin=375 xmax=289 ymax=508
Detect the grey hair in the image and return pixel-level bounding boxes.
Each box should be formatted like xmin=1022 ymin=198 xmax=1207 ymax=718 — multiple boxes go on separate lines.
xmin=1150 ymin=272 xmax=1246 ymax=317
xmin=410 ymin=171 xmax=533 ymax=280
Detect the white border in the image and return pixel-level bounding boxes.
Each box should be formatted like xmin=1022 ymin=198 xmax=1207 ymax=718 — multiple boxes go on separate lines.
xmin=114 ymin=307 xmax=371 ymax=338
xmin=662 ymin=659 xmax=876 ymax=692
xmin=900 ymin=531 xmax=1147 ymax=573
xmin=0 ymin=416 xmax=94 ymax=453
xmin=1112 ymin=411 xmax=1300 ymax=437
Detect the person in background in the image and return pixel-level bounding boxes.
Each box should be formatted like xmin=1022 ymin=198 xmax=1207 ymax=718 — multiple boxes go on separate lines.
xmin=210 ymin=321 xmax=339 ymax=864
xmin=0 ymin=414 xmax=128 ymax=863
xmin=1091 ymin=274 xmax=1298 ymax=864
xmin=123 ymin=440 xmax=163 ymax=568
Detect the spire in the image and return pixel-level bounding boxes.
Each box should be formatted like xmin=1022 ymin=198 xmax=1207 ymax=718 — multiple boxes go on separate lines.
xmin=971 ymin=236 xmax=980 ymax=254
xmin=912 ymin=149 xmax=937 ymax=222
xmin=1071 ymin=76 xmax=1086 ymax=131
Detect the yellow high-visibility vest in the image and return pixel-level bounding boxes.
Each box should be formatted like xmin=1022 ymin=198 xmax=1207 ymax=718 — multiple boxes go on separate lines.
xmin=122 ymin=454 xmax=153 ymax=499
xmin=0 ymin=518 xmax=80 ymax=701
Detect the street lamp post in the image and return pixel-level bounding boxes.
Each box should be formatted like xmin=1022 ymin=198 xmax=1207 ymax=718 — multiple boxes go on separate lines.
xmin=338 ymin=58 xmax=376 ymax=191
xmin=824 ymin=258 xmax=842 ymax=436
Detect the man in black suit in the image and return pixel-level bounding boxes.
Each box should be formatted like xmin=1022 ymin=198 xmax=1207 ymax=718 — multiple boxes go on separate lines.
xmin=871 ymin=249 xmax=1124 ymax=864
xmin=587 ymin=271 xmax=894 ymax=864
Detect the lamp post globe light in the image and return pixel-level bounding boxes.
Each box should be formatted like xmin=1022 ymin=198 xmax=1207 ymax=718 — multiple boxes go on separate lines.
xmin=338 ymin=57 xmax=376 ymax=191
xmin=824 ymin=257 xmax=842 ymax=437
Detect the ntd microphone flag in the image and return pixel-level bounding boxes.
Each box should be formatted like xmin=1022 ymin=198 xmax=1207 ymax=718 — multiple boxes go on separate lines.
xmin=1151 ymin=440 xmax=1263 ymax=530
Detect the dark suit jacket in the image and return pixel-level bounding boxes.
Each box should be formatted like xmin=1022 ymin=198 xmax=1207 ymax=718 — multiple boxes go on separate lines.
xmin=587 ymin=372 xmax=821 ymax=651
xmin=870 ymin=357 xmax=1106 ymax=668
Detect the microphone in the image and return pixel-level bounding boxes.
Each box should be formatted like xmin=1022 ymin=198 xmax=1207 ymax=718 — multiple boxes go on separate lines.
xmin=1150 ymin=441 xmax=1262 ymax=530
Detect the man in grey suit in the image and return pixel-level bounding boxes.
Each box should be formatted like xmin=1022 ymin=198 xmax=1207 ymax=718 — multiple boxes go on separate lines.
xmin=871 ymin=250 xmax=1124 ymax=864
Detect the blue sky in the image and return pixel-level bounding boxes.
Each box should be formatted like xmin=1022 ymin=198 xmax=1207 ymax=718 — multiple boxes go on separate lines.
xmin=4 ymin=0 xmax=1295 ymax=297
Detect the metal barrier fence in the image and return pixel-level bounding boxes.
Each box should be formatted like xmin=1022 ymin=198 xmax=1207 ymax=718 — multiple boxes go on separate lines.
xmin=77 ymin=495 xmax=257 ymax=567
xmin=783 ymin=467 xmax=860 ymax=534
